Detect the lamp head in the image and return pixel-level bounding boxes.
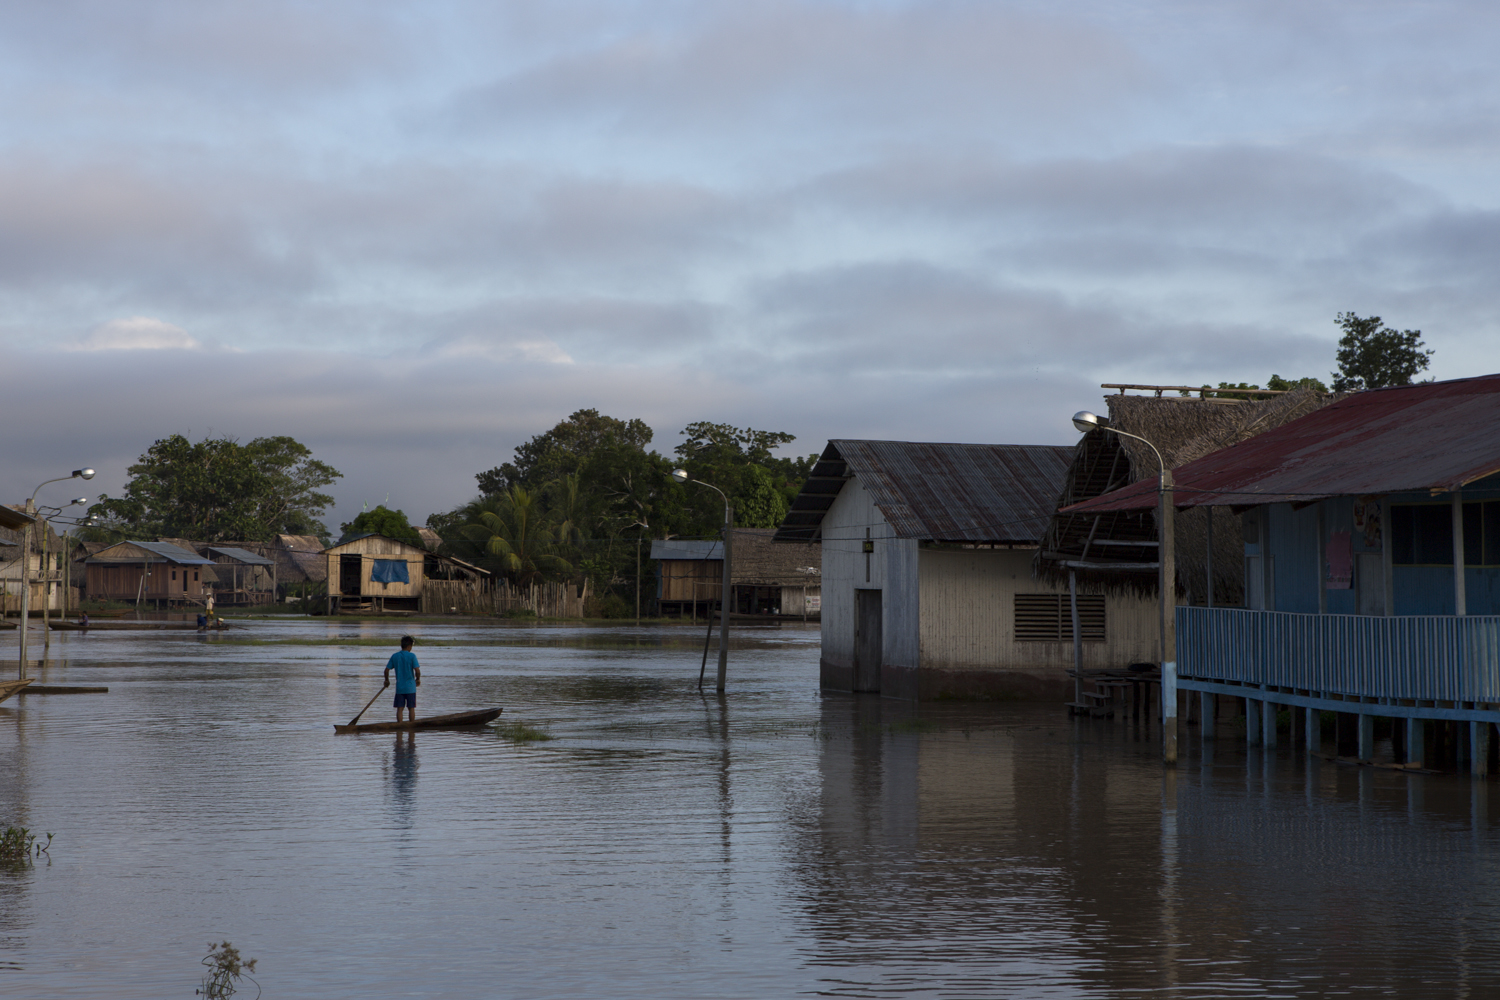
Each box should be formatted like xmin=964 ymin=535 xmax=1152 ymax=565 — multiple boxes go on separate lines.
xmin=1071 ymin=411 xmax=1106 ymax=434
xmin=671 ymin=469 xmax=690 ymax=484
xmin=72 ymin=497 xmax=88 ymax=506
xmin=75 ymin=468 xmax=96 ymax=480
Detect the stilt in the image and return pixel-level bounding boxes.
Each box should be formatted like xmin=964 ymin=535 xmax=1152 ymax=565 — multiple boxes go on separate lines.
xmin=1472 ymin=721 xmax=1490 ymax=778
xmin=1199 ymin=692 xmax=1215 ymax=738
xmin=1246 ymin=698 xmax=1262 ymax=748
xmin=1358 ymin=713 xmax=1374 ymax=760
xmin=1305 ymin=707 xmax=1318 ymax=752
xmin=1262 ymin=700 xmax=1277 ymax=747
xmin=1408 ymin=718 xmax=1426 ymax=767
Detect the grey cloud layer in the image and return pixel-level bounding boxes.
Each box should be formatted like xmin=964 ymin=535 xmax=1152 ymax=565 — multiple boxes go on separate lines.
xmin=2 ymin=0 xmax=1497 ymax=521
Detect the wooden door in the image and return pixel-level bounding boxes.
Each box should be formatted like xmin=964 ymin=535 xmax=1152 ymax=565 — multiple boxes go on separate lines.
xmin=854 ymin=588 xmax=882 ymax=693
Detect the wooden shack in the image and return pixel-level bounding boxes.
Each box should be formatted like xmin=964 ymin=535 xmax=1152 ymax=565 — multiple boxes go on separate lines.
xmin=322 ymin=533 xmax=489 ymax=613
xmin=652 ymin=530 xmax=821 ymax=619
xmin=84 ymin=541 xmax=216 ymax=608
xmin=206 ymin=546 xmax=277 ymax=606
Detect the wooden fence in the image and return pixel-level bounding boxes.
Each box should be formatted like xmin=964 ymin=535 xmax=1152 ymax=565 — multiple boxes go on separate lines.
xmin=420 ymin=579 xmax=591 ymax=618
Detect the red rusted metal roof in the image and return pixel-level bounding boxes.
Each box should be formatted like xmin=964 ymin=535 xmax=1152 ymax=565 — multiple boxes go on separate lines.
xmin=776 ymin=439 xmax=1075 ymax=543
xmin=1062 ymin=373 xmax=1500 ymax=513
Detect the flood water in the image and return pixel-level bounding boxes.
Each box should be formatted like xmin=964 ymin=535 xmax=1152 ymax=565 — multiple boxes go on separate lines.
xmin=3 ymin=619 xmax=1500 ymax=997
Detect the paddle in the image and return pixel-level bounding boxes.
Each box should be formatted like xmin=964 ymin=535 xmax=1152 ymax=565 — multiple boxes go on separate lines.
xmin=346 ymin=683 xmax=389 ymax=728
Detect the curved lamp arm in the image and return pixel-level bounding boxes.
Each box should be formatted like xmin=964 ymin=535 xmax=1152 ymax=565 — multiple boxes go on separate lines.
xmin=30 ymin=469 xmax=95 ymax=507
xmin=1071 ymin=412 xmax=1166 ymax=481
xmin=671 ymin=469 xmax=731 ymax=518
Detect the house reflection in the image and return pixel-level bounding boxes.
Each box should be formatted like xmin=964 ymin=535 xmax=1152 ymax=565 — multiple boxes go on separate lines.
xmin=799 ymin=697 xmax=1500 ymax=995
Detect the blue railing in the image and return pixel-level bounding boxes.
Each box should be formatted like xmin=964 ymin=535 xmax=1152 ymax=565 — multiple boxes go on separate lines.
xmin=1177 ymin=607 xmax=1500 ymax=703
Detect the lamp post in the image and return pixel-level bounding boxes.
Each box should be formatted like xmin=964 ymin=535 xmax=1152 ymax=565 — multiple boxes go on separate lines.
xmin=672 ymin=469 xmax=733 ymax=693
xmin=1072 ymin=411 xmax=1178 ymax=764
xmin=18 ymin=469 xmax=95 ymax=678
xmin=37 ymin=498 xmax=89 ymax=652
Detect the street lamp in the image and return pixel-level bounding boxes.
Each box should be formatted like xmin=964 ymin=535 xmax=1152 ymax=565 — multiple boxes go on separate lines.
xmin=18 ymin=469 xmax=94 ymax=678
xmin=1072 ymin=411 xmax=1179 ymax=765
xmin=35 ymin=498 xmax=90 ymax=651
xmin=672 ymin=469 xmax=733 ymax=693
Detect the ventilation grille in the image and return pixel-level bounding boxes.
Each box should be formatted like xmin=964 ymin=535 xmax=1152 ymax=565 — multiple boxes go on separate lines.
xmin=1014 ymin=594 xmax=1106 ymax=642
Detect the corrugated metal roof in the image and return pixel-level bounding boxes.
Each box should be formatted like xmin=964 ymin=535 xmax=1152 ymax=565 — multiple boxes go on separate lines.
xmin=651 ymin=540 xmax=723 ymax=561
xmin=776 ymin=440 xmax=1075 ymax=543
xmin=0 ymin=506 xmax=36 ymax=531
xmin=207 ymin=546 xmax=276 ymax=566
xmin=89 ymin=540 xmax=216 ymax=565
xmin=1064 ymin=373 xmax=1500 ymax=513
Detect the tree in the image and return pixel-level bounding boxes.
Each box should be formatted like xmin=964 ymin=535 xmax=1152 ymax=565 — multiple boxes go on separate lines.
xmin=672 ymin=422 xmax=808 ymax=529
xmin=243 ymin=436 xmax=341 ymax=539
xmin=1331 ymin=312 xmax=1433 ymax=391
xmin=477 ymin=409 xmax=653 ymax=495
xmin=340 ymin=505 xmax=423 ymax=547
xmin=89 ymin=434 xmax=342 ymax=543
xmin=1266 ymin=374 xmax=1328 ymax=392
xmin=463 ymin=487 xmax=572 ymax=584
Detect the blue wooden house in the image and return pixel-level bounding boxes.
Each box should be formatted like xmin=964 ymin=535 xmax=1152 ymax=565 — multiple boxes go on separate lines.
xmin=1065 ymin=373 xmax=1500 ymax=773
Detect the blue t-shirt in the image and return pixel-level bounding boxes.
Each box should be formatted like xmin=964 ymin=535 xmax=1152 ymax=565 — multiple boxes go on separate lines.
xmin=386 ymin=650 xmax=419 ymax=694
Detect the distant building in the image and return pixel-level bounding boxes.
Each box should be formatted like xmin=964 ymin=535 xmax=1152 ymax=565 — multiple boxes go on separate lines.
xmin=652 ymin=529 xmax=821 ymax=618
xmin=84 ymin=540 xmax=216 ymax=607
xmin=322 ymin=533 xmax=489 ymax=614
xmin=777 ymin=440 xmax=1160 ymax=700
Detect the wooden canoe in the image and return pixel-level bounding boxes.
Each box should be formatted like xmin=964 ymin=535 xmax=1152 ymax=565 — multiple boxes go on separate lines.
xmin=0 ymin=680 xmax=34 ymax=704
xmin=334 ymin=707 xmax=503 ymax=734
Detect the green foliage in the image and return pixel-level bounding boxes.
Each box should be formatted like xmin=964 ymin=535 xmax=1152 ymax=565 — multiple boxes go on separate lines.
xmin=463 ymin=487 xmax=572 ymax=584
xmin=439 ymin=412 xmax=810 ymax=606
xmin=197 ymin=941 xmax=258 ymax=999
xmin=495 ymin=720 xmax=555 ymax=741
xmin=1332 ymin=312 xmax=1433 ymax=391
xmin=477 ymin=409 xmax=653 ymax=495
xmin=585 ymin=592 xmax=632 ymax=618
xmin=340 ymin=505 xmax=422 ymax=547
xmin=89 ymin=434 xmax=340 ymax=543
xmin=0 ymin=825 xmax=51 ymax=863
xmin=1266 ymin=373 xmax=1328 ymax=392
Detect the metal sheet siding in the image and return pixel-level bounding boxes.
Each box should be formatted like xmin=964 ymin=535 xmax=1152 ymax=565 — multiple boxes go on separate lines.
xmin=1179 ymin=606 xmax=1500 ymax=702
xmin=819 ymin=478 xmax=919 ymax=673
xmin=918 ymin=548 xmax=1159 ymax=674
xmin=1065 ymin=374 xmax=1500 ymax=513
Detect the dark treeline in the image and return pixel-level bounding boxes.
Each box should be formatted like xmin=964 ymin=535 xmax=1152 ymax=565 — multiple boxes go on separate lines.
xmin=426 ymin=409 xmax=816 ymax=613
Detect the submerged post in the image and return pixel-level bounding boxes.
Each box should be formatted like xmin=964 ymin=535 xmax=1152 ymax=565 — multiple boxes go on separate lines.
xmin=1160 ymin=469 xmax=1177 ymax=764
xmin=1454 ymin=490 xmax=1467 ymax=616
xmin=717 ymin=507 xmax=733 ymax=694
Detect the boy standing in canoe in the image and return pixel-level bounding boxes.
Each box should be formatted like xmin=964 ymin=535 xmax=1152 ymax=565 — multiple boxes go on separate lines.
xmin=384 ymin=635 xmax=421 ymax=723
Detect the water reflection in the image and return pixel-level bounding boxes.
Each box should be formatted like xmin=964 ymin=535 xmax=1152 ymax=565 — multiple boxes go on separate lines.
xmin=8 ymin=622 xmax=1500 ymax=997
xmin=384 ymin=732 xmax=418 ymax=832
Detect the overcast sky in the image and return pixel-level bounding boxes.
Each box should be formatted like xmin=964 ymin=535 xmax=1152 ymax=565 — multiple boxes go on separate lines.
xmin=4 ymin=0 xmax=1498 ymax=528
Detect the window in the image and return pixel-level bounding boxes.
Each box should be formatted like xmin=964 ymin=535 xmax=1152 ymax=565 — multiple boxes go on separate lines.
xmin=193 ymin=572 xmax=199 ymax=582
xmin=1014 ymin=594 xmax=1106 ymax=642
xmin=171 ymin=570 xmax=177 ymax=581
xmin=1393 ymin=501 xmax=1500 ymax=566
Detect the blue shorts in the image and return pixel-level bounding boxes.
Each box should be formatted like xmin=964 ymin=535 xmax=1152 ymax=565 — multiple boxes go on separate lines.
xmin=393 ymin=692 xmax=415 ymax=709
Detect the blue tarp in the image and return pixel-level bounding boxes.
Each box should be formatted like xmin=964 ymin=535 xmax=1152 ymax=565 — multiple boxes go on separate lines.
xmin=370 ymin=559 xmax=410 ymax=585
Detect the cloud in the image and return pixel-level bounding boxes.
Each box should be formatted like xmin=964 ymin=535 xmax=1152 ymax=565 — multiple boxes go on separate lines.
xmin=431 ymin=334 xmax=575 ymax=365
xmin=75 ymin=316 xmax=200 ymax=351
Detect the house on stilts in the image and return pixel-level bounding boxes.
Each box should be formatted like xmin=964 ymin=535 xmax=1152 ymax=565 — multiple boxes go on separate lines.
xmin=1064 ymin=373 xmax=1500 ymax=774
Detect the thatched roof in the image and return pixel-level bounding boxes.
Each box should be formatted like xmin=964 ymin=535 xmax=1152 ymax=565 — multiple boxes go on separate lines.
xmin=1035 ymin=388 xmax=1340 ymax=600
xmin=731 ymin=529 xmax=821 ymax=586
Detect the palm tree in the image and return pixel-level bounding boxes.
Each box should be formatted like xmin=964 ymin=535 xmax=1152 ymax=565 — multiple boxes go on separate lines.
xmin=464 ymin=487 xmax=572 ymax=585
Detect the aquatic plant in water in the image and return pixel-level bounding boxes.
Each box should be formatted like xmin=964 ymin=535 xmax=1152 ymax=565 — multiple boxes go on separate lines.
xmin=0 ymin=825 xmax=52 ymax=862
xmin=496 ymin=721 xmax=555 ymax=742
xmin=197 ymin=941 xmax=259 ymax=999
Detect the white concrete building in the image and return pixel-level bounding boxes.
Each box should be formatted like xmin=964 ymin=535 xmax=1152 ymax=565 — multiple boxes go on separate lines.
xmin=776 ymin=440 xmax=1159 ymax=700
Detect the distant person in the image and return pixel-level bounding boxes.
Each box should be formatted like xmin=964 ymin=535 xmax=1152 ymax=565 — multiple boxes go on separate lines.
xmin=197 ymin=613 xmax=208 ymax=629
xmin=79 ymin=612 xmax=89 ymax=627
xmin=383 ymin=635 xmax=421 ymax=723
